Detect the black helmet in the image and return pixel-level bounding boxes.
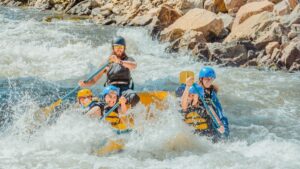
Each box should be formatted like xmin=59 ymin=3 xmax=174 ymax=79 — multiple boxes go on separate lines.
xmin=112 ymin=36 xmax=126 ymax=46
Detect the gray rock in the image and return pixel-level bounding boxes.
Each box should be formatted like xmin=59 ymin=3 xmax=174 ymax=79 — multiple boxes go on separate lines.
xmin=280 ymin=4 xmax=300 ymax=26
xmin=91 ymin=7 xmax=101 ymax=16
xmin=66 ymin=0 xmax=98 ymax=15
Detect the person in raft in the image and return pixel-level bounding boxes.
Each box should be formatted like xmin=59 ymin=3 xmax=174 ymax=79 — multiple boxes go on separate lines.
xmin=77 ymin=87 xmax=131 ymax=156
xmin=76 ymin=88 xmax=102 ymax=118
xmin=78 ymin=36 xmax=140 ymax=107
xmin=180 ymin=67 xmax=229 ymax=141
xmin=77 ymin=86 xmax=133 ymax=133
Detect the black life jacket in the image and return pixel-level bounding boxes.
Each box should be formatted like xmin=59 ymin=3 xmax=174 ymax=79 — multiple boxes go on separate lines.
xmin=106 ymin=55 xmax=133 ymax=85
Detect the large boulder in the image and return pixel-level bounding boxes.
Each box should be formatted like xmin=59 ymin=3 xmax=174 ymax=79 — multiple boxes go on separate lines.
xmin=149 ymin=4 xmax=183 ymax=38
xmin=225 ymin=11 xmax=283 ymax=49
xmin=254 ymin=22 xmax=284 ymax=49
xmin=178 ymin=30 xmax=207 ymax=51
xmin=232 ymin=1 xmax=274 ymax=31
xmin=160 ymin=8 xmax=223 ymax=41
xmin=205 ymin=40 xmax=257 ymax=66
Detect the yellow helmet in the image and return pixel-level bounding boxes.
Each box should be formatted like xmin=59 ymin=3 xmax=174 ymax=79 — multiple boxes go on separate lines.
xmin=77 ymin=89 xmax=93 ymax=98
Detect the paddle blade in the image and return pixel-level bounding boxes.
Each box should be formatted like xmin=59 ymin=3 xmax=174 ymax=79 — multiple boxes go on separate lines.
xmin=138 ymin=91 xmax=169 ymax=110
xmin=42 ymin=99 xmax=62 ymax=118
xmin=179 ymin=71 xmax=194 ymax=84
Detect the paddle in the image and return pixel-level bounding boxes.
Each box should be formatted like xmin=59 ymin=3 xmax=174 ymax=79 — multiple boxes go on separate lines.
xmin=192 ymin=83 xmax=221 ymax=129
xmin=179 ymin=71 xmax=194 ymax=84
xmin=41 ymin=61 xmax=110 ymax=119
xmin=100 ymin=102 xmax=120 ymax=121
xmin=179 ymin=71 xmax=223 ymax=130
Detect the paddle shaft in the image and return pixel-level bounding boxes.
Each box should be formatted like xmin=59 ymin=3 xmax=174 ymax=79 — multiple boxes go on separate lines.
xmin=192 ymin=83 xmax=221 ymax=128
xmin=61 ymin=62 xmax=110 ymax=101
xmin=100 ymin=102 xmax=120 ymax=121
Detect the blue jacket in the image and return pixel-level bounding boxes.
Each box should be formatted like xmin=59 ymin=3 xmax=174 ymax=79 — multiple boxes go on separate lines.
xmin=178 ymin=83 xmax=230 ymax=137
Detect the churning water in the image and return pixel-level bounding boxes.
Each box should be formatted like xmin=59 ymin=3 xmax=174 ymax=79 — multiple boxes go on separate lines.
xmin=0 ymin=6 xmax=300 ymax=169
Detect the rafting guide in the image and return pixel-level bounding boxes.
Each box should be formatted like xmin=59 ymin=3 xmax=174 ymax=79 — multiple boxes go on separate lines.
xmin=78 ymin=36 xmax=140 ymax=107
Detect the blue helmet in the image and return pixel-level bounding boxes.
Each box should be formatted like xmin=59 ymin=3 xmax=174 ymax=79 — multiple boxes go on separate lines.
xmin=189 ymin=84 xmax=204 ymax=96
xmin=199 ymin=66 xmax=216 ymax=79
xmin=101 ymin=85 xmax=120 ymax=97
xmin=112 ymin=36 xmax=126 ymax=46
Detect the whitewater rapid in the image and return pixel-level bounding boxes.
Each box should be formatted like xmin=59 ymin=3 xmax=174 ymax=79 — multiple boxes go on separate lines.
xmin=0 ymin=6 xmax=300 ymax=169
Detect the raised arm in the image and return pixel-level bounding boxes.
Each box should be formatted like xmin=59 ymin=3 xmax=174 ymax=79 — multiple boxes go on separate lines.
xmin=78 ymin=66 xmax=108 ymax=87
xmin=181 ymin=77 xmax=194 ymax=111
xmin=86 ymin=106 xmax=102 ymax=119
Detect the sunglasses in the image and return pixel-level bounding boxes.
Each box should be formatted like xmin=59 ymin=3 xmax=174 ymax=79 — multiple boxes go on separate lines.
xmin=113 ymin=45 xmax=125 ymax=50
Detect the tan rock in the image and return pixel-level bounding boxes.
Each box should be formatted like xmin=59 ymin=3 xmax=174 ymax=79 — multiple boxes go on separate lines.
xmin=270 ymin=47 xmax=281 ymax=60
xmin=161 ymin=8 xmax=223 ymax=40
xmin=149 ymin=4 xmax=182 ymax=37
xmin=254 ymin=22 xmax=284 ymax=48
xmin=232 ymin=1 xmax=274 ymax=31
xmin=94 ymin=0 xmax=105 ymax=6
xmin=179 ymin=30 xmax=206 ymax=51
xmin=224 ymin=0 xmax=247 ymax=13
xmin=100 ymin=3 xmax=113 ymax=11
xmin=129 ymin=14 xmax=153 ymax=26
xmin=129 ymin=8 xmax=159 ymax=26
xmin=225 ymin=11 xmax=280 ymax=48
xmin=160 ymin=29 xmax=185 ymax=42
xmin=266 ymin=41 xmax=280 ymax=55
xmin=176 ymin=0 xmax=193 ymax=10
xmin=288 ymin=0 xmax=298 ymax=9
xmin=204 ymin=0 xmax=216 ymax=12
xmin=204 ymin=0 xmax=227 ymax=13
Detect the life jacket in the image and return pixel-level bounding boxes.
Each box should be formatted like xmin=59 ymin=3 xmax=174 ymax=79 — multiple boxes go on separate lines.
xmin=103 ymin=104 xmax=134 ymax=134
xmin=181 ymin=105 xmax=213 ymax=134
xmin=106 ymin=55 xmax=134 ymax=86
xmin=82 ymin=99 xmax=105 ymax=115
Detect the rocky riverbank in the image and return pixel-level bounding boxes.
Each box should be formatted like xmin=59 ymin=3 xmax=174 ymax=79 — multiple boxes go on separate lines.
xmin=1 ymin=0 xmax=299 ymax=71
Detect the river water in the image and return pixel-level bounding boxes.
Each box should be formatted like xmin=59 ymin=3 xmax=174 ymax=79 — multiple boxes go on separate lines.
xmin=0 ymin=6 xmax=300 ymax=169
